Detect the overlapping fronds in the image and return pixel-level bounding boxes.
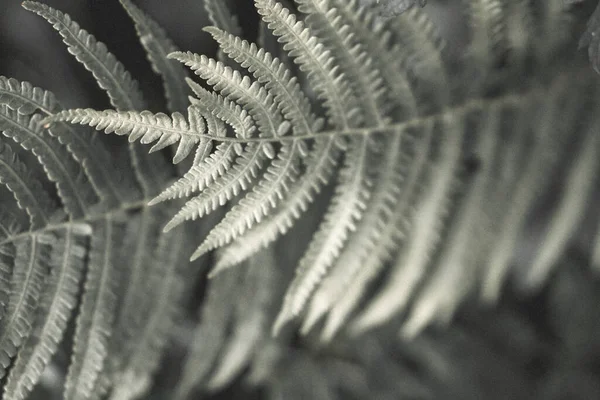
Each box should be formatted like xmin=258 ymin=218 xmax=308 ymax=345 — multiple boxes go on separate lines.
xmin=0 ymin=2 xmax=198 ymax=399
xmin=3 ymin=0 xmax=600 ymax=398
xmin=46 ymin=0 xmax=600 ymax=346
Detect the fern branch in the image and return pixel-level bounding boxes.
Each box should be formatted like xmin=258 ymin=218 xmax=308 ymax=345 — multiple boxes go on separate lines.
xmin=0 ymin=141 xmax=55 ymax=229
xmin=119 ymin=0 xmax=188 ymax=113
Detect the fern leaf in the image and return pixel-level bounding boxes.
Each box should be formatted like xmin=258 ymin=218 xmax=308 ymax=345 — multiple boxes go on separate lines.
xmin=206 ymin=248 xmax=278 ymax=391
xmin=353 ymin=114 xmax=465 ymax=333
xmin=212 ymin=136 xmax=340 ymax=274
xmin=205 ymin=27 xmax=321 ymax=136
xmin=329 ymin=0 xmax=418 ymax=116
xmin=22 ymin=1 xmax=145 ymax=111
xmin=64 ymin=217 xmax=126 ymax=400
xmin=109 ymin=216 xmax=187 ymax=400
xmin=174 ymin=265 xmax=245 ymax=400
xmin=400 ymin=109 xmax=500 ymax=339
xmin=0 ymin=141 xmax=55 ymax=229
xmin=0 ymin=76 xmax=136 ymax=205
xmin=273 ymin=136 xmax=371 ymax=334
xmin=190 ymin=141 xmax=301 ymax=259
xmin=45 ymin=106 xmax=206 ymax=164
xmin=254 ymin=0 xmax=361 ymax=129
xmin=164 ymin=142 xmax=268 ymax=230
xmin=0 ymin=76 xmax=58 ymax=115
xmin=0 ymin=233 xmax=54 ymax=378
xmin=322 ymin=122 xmax=436 ymax=338
xmin=0 ymin=106 xmax=96 ymax=218
xmin=119 ymin=0 xmax=188 ymax=113
xmin=297 ymin=0 xmax=388 ymax=125
xmin=480 ymin=80 xmax=578 ymax=302
xmin=3 ymin=225 xmax=88 ymax=400
xmin=301 ymin=131 xmax=406 ymax=335
xmin=169 ymin=52 xmax=284 ymax=138
xmin=204 ymin=0 xmax=242 ymax=37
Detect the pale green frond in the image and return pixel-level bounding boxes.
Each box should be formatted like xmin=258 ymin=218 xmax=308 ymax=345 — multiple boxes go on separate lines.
xmin=45 ymin=106 xmax=205 ymax=164
xmin=0 ymin=76 xmax=134 ymax=205
xmin=3 ymin=225 xmax=88 ymax=400
xmin=212 ymin=137 xmax=340 ymax=274
xmin=64 ymin=217 xmax=127 ymax=400
xmin=296 ymin=0 xmax=388 ymax=125
xmin=169 ymin=52 xmax=284 ymax=138
xmin=329 ymin=0 xmax=418 ymax=117
xmin=119 ymin=0 xmax=189 ymax=113
xmin=386 ymin=6 xmax=449 ymax=107
xmin=503 ymin=0 xmax=534 ymax=67
xmin=0 ymin=233 xmax=54 ymax=378
xmin=466 ymin=0 xmax=505 ymax=61
xmin=186 ymin=80 xmax=256 ymax=139
xmin=190 ymin=141 xmax=302 ymax=259
xmin=301 ymin=130 xmax=405 ymax=335
xmin=0 ymin=141 xmax=55 ymax=229
xmin=164 ymin=142 xmax=269 ymax=231
xmin=154 ymin=142 xmax=239 ymax=207
xmin=109 ymin=217 xmax=188 ymax=400
xmin=254 ymin=0 xmax=361 ymax=129
xmin=480 ymin=79 xmax=580 ymax=302
xmin=22 ymin=1 xmax=145 ymax=111
xmin=0 ymin=76 xmax=58 ymax=115
xmin=400 ymin=108 xmax=500 ymax=339
xmin=353 ymin=114 xmax=465 ymax=333
xmin=205 ymin=27 xmax=322 ymax=136
xmin=273 ymin=136 xmax=371 ymax=334
xmin=323 ymin=122 xmax=436 ymax=339
xmin=0 ymin=106 xmax=96 ymax=218
xmin=538 ymin=0 xmax=573 ymax=61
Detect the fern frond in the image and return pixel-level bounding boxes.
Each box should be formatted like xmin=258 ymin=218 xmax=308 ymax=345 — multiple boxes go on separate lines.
xmin=169 ymin=52 xmax=284 ymax=138
xmin=108 ymin=215 xmax=188 ymax=400
xmin=297 ymin=0 xmax=388 ymax=125
xmin=206 ymin=248 xmax=278 ymax=391
xmin=0 ymin=233 xmax=54 ymax=378
xmin=254 ymin=0 xmax=361 ymax=129
xmin=205 ymin=27 xmax=322 ymax=136
xmin=45 ymin=106 xmax=206 ymax=164
xmin=64 ymin=217 xmax=126 ymax=400
xmin=329 ymin=0 xmax=418 ymax=116
xmin=0 ymin=141 xmax=55 ymax=229
xmin=22 ymin=1 xmax=145 ymax=111
xmin=119 ymin=0 xmax=188 ymax=113
xmin=204 ymin=0 xmax=243 ymax=37
xmin=0 ymin=77 xmax=58 ymax=115
xmin=174 ymin=263 xmax=244 ymax=400
xmin=353 ymin=114 xmax=465 ymax=334
xmin=273 ymin=136 xmax=371 ymax=334
xmin=3 ymin=225 xmax=88 ymax=400
xmin=0 ymin=76 xmax=134 ymax=205
xmin=212 ymin=136 xmax=340 ymax=274
xmin=164 ymin=142 xmax=268 ymax=230
xmin=189 ymin=141 xmax=301 ymax=258
xmin=0 ymin=106 xmax=96 ymax=218
xmin=522 ymin=120 xmax=599 ymax=290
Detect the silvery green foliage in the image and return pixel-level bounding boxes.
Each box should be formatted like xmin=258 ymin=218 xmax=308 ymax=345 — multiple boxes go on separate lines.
xmin=1 ymin=0 xmax=600 ymax=399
